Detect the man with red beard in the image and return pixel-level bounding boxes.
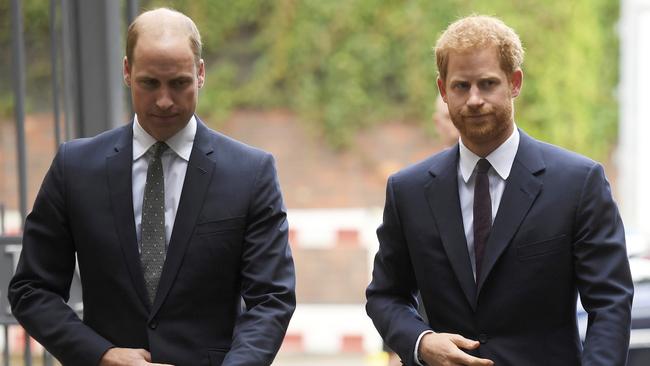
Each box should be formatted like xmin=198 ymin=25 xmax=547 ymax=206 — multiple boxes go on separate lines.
xmin=366 ymin=15 xmax=633 ymax=366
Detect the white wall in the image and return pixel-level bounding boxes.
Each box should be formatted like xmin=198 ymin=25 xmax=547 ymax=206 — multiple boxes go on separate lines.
xmin=619 ymin=0 xmax=650 ymax=249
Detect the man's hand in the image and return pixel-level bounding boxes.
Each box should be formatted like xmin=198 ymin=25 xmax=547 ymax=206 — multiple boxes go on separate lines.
xmin=419 ymin=333 xmax=494 ymax=366
xmin=99 ymin=347 xmax=174 ymax=366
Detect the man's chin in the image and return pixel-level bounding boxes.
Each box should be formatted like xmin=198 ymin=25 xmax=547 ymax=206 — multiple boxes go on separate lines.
xmin=461 ymin=126 xmax=498 ymax=142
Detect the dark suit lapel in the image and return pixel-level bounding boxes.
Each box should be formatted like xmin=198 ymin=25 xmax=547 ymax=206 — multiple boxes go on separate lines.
xmin=106 ymin=124 xmax=151 ymax=310
xmin=477 ymin=131 xmax=544 ymax=294
xmin=150 ymin=119 xmax=215 ymax=318
xmin=425 ymin=146 xmax=478 ymax=311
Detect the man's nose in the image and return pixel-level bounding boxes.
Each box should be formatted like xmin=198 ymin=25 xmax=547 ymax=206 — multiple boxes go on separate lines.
xmin=467 ymin=85 xmax=484 ymax=108
xmin=156 ymin=88 xmax=173 ymax=110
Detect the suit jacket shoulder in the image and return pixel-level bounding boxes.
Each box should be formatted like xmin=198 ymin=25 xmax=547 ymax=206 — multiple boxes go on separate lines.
xmin=390 ymin=145 xmax=459 ymax=189
xmin=524 ymin=133 xmax=598 ymax=171
xmin=61 ymin=123 xmax=131 ymax=159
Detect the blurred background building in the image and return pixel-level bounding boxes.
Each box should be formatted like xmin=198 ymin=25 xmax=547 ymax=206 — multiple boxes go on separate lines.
xmin=1 ymin=0 xmax=649 ymax=365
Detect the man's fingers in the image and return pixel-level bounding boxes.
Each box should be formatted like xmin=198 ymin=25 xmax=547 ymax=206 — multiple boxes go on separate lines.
xmin=452 ymin=350 xmax=494 ymax=366
xmin=133 ymin=350 xmax=174 ymax=366
xmin=447 ymin=336 xmax=493 ymax=365
xmin=420 ymin=332 xmax=493 ymax=366
xmin=449 ymin=334 xmax=480 ymax=350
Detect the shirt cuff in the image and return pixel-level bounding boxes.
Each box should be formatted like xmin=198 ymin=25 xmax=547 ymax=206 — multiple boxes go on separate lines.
xmin=414 ymin=330 xmax=434 ymax=366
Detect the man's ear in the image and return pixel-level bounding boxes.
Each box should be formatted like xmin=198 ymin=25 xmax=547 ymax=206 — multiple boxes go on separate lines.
xmin=437 ymin=78 xmax=448 ymax=103
xmin=123 ymin=56 xmax=131 ymax=87
xmin=510 ymin=69 xmax=523 ymax=98
xmin=197 ymin=59 xmax=205 ymax=89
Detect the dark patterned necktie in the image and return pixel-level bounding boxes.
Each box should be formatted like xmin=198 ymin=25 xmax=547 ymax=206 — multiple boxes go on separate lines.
xmin=140 ymin=141 xmax=168 ymax=304
xmin=474 ymin=158 xmax=492 ymax=282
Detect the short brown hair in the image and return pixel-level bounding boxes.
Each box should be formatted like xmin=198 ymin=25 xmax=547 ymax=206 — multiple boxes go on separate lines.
xmin=125 ymin=8 xmax=202 ymax=67
xmin=434 ymin=15 xmax=524 ymax=82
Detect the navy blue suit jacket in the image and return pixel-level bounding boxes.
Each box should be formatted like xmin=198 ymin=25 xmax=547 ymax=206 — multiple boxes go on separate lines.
xmin=9 ymin=118 xmax=296 ymax=366
xmin=366 ymin=130 xmax=633 ymax=365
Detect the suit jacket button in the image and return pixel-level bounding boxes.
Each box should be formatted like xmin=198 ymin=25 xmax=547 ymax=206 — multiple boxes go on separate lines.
xmin=149 ymin=321 xmax=158 ymax=330
xmin=478 ymin=333 xmax=488 ymax=344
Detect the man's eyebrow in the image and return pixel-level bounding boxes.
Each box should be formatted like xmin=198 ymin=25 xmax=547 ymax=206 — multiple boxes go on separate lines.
xmin=449 ymin=78 xmax=469 ymax=84
xmin=170 ymin=76 xmax=193 ymax=82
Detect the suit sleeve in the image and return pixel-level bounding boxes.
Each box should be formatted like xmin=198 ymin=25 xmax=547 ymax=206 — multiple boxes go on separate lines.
xmin=573 ymin=163 xmax=633 ymax=366
xmin=222 ymin=153 xmax=296 ymax=366
xmin=366 ymin=176 xmax=431 ymax=366
xmin=8 ymin=144 xmax=113 ymax=366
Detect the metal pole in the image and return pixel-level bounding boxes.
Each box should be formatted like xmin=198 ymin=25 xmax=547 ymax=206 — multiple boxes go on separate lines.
xmin=60 ymin=0 xmax=77 ymax=142
xmin=3 ymin=325 xmax=9 ymax=366
xmin=11 ymin=2 xmax=31 ymax=363
xmin=126 ymin=0 xmax=138 ymax=23
xmin=125 ymin=0 xmax=139 ymax=118
xmin=10 ymin=0 xmax=28 ymax=226
xmin=50 ymin=0 xmax=62 ymax=148
xmin=23 ymin=334 xmax=31 ymax=366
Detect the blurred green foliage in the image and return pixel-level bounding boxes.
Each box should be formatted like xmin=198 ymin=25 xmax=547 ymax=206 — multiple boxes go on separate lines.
xmin=0 ymin=0 xmax=52 ymax=116
xmin=1 ymin=0 xmax=620 ymax=159
xmin=146 ymin=0 xmax=620 ymax=158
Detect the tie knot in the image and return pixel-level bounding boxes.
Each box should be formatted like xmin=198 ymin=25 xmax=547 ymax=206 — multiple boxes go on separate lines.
xmin=150 ymin=141 xmax=168 ymax=158
xmin=476 ymin=158 xmax=491 ymax=174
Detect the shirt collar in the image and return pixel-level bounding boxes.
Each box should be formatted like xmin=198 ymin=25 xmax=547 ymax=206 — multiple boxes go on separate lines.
xmin=458 ymin=125 xmax=520 ymax=183
xmin=132 ymin=115 xmax=196 ymax=162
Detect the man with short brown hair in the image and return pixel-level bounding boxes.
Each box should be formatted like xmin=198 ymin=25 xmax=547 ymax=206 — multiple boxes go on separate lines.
xmin=9 ymin=8 xmax=295 ymax=366
xmin=367 ymin=15 xmax=632 ymax=366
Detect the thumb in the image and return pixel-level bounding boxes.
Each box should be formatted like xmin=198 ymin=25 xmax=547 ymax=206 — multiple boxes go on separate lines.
xmin=450 ymin=335 xmax=480 ymax=350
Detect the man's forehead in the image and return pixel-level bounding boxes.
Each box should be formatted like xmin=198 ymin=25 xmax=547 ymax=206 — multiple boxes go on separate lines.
xmin=130 ymin=37 xmax=196 ymax=76
xmin=446 ymin=48 xmax=503 ymax=76
xmin=134 ymin=39 xmax=192 ymax=63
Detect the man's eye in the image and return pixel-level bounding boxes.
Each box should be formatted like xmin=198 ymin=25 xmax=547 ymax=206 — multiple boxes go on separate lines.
xmin=140 ymin=79 xmax=158 ymax=88
xmin=171 ymin=80 xmax=189 ymax=88
xmin=480 ymin=80 xmax=496 ymax=88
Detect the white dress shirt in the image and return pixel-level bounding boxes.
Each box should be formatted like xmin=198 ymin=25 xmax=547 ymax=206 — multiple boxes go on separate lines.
xmin=132 ymin=115 xmax=196 ymax=251
xmin=458 ymin=127 xmax=520 ymax=279
xmin=414 ymin=127 xmax=520 ymax=365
